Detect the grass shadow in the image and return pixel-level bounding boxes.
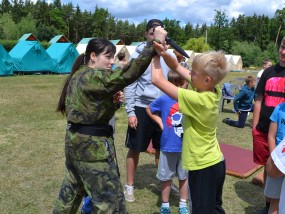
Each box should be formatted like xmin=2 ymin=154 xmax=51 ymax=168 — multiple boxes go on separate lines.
xmin=135 ymin=163 xmax=181 ymax=211
xmin=234 ymin=180 xmax=264 ymax=214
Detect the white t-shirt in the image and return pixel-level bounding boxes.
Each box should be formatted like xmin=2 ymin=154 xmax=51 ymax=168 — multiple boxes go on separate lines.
xmin=256 ymin=69 xmax=264 ymax=86
xmin=271 ymin=141 xmax=285 ymax=213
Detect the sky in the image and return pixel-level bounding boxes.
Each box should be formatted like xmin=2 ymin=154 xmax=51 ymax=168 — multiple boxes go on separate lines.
xmin=45 ymin=0 xmax=285 ymax=26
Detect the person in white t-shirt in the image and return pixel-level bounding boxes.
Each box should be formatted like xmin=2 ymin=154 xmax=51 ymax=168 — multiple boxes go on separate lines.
xmin=256 ymin=59 xmax=272 ymax=86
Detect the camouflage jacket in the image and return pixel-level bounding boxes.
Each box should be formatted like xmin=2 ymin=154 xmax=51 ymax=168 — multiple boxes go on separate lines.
xmin=65 ymin=42 xmax=156 ymax=125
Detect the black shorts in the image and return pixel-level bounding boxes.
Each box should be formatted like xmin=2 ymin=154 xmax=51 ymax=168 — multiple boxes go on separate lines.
xmin=125 ymin=106 xmax=161 ymax=152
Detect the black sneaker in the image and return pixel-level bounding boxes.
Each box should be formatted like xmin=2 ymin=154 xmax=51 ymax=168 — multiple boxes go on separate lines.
xmin=222 ymin=118 xmax=230 ymax=124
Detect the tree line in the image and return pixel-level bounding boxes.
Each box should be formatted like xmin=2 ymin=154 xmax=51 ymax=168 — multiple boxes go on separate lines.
xmin=0 ymin=0 xmax=285 ymax=67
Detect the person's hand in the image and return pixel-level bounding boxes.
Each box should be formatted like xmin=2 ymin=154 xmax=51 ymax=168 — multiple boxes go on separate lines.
xmin=113 ymin=91 xmax=124 ymax=103
xmin=154 ymin=26 xmax=167 ymax=45
xmin=128 ymin=116 xmax=138 ymax=129
xmin=153 ymin=41 xmax=167 ymax=57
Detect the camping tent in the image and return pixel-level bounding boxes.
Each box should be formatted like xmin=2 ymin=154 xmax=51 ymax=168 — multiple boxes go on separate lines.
xmin=10 ymin=34 xmax=57 ymax=73
xmin=225 ymin=55 xmax=235 ymax=71
xmin=232 ymin=55 xmax=243 ymax=71
xmin=110 ymin=39 xmax=124 ymax=45
xmin=76 ymin=38 xmax=93 ymax=54
xmin=0 ymin=44 xmax=14 ymax=76
xmin=47 ymin=35 xmax=79 ymax=74
xmin=49 ymin=35 xmax=69 ymax=44
xmin=130 ymin=42 xmax=141 ymax=46
xmin=184 ymin=50 xmax=195 ymax=68
xmin=125 ymin=46 xmax=137 ymax=60
xmin=114 ymin=45 xmax=128 ymax=66
xmin=47 ymin=42 xmax=79 ymax=74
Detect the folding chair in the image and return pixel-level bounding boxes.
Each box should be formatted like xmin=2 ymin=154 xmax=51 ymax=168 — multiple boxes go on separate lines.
xmin=220 ymin=83 xmax=240 ymax=112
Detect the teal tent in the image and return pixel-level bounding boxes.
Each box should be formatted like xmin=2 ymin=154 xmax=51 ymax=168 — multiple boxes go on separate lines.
xmin=47 ymin=42 xmax=79 ymax=74
xmin=0 ymin=44 xmax=14 ymax=76
xmin=48 ymin=35 xmax=69 ymax=44
xmin=76 ymin=38 xmax=94 ymax=54
xmin=9 ymin=33 xmax=57 ymax=73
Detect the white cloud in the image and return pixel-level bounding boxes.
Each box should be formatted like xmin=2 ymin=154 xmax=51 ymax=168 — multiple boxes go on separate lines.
xmin=60 ymin=0 xmax=285 ymax=25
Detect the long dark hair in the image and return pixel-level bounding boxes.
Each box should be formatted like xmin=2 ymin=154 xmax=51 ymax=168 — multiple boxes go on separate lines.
xmin=56 ymin=38 xmax=116 ymax=114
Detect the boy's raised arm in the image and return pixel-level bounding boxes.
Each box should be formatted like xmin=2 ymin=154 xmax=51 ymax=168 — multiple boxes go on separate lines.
xmin=151 ymin=55 xmax=178 ymax=100
xmin=153 ymin=27 xmax=191 ymax=81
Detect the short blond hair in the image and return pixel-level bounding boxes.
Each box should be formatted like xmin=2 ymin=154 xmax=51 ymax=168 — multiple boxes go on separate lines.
xmin=192 ymin=51 xmax=229 ymax=85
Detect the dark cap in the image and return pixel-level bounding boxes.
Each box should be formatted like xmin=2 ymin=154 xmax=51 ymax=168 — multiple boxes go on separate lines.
xmin=146 ymin=19 xmax=164 ymax=31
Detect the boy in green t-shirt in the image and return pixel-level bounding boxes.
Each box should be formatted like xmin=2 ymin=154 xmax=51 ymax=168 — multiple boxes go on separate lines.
xmin=151 ymin=26 xmax=230 ymax=214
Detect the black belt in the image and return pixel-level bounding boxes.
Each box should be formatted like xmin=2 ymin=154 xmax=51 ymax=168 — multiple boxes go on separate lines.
xmin=68 ymin=123 xmax=113 ymax=137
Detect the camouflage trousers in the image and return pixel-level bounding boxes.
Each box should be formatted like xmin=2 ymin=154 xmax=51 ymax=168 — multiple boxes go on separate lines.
xmin=53 ymin=130 xmax=126 ymax=214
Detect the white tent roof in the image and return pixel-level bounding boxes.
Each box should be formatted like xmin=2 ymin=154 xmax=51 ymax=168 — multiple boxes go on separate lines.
xmin=232 ymin=55 xmax=242 ymax=65
xmin=231 ymin=55 xmax=243 ymax=70
xmin=76 ymin=44 xmax=87 ymax=54
xmin=125 ymin=46 xmax=137 ymax=58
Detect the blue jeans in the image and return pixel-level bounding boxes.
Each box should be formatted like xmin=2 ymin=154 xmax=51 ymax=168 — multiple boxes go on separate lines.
xmin=227 ymin=111 xmax=249 ymax=128
xmin=227 ymin=104 xmax=253 ymax=128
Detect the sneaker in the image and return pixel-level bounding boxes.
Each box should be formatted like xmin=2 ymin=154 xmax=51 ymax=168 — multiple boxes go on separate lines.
xmin=222 ymin=118 xmax=230 ymax=124
xmin=160 ymin=207 xmax=171 ymax=214
xmin=179 ymin=207 xmax=189 ymax=214
xmin=124 ymin=184 xmax=135 ymax=202
xmin=81 ymin=196 xmax=93 ymax=214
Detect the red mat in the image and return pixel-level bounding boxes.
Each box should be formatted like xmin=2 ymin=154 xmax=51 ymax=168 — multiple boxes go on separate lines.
xmin=219 ymin=143 xmax=263 ymax=178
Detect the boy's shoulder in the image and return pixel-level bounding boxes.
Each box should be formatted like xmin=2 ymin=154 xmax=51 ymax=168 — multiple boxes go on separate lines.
xmin=277 ymin=102 xmax=285 ymax=109
xmin=152 ymin=94 xmax=176 ymax=105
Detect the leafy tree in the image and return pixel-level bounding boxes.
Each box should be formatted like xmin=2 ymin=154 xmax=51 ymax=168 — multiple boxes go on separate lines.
xmin=274 ymin=8 xmax=285 ymax=45
xmin=1 ymin=0 xmax=12 ymax=14
xmin=92 ymin=6 xmax=110 ymax=38
xmin=208 ymin=9 xmax=232 ymax=52
xmin=231 ymin=41 xmax=262 ymax=67
xmin=33 ymin=0 xmax=50 ymax=26
xmin=16 ymin=13 xmax=36 ymax=39
xmin=184 ymin=23 xmax=194 ymax=39
xmin=49 ymin=8 xmax=66 ymax=33
xmin=163 ymin=18 xmax=185 ymax=45
xmin=11 ymin=0 xmax=23 ymax=23
xmin=183 ymin=37 xmax=210 ymax=53
xmin=52 ymin=0 xmax=61 ymax=9
xmin=0 ymin=13 xmax=18 ymax=39
xmin=35 ymin=23 xmax=58 ymax=41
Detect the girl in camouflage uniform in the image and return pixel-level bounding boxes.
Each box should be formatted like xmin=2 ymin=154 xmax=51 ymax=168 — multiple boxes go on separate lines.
xmin=52 ymin=37 xmax=161 ymax=214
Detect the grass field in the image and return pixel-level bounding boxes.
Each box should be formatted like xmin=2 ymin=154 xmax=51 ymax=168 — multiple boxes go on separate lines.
xmin=0 ymin=71 xmax=266 ymax=214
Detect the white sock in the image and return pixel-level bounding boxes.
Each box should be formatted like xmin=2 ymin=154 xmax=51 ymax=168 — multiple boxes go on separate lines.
xmin=125 ymin=184 xmax=134 ymax=190
xmin=161 ymin=202 xmax=170 ymax=208
xmin=179 ymin=199 xmax=187 ymax=208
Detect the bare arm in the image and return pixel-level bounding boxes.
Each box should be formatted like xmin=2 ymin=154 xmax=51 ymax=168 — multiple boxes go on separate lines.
xmin=151 ymin=55 xmax=179 ymax=100
xmin=266 ymin=155 xmax=284 ymax=178
xmin=153 ymin=42 xmax=191 ymax=81
xmin=153 ymin=27 xmax=191 ymax=81
xmin=146 ymin=105 xmax=163 ymax=130
xmin=268 ymin=122 xmax=277 ymax=153
xmin=252 ymin=95 xmax=263 ymax=128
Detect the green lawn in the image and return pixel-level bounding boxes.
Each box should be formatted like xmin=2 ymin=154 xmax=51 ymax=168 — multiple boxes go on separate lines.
xmin=0 ymin=71 xmax=265 ymax=214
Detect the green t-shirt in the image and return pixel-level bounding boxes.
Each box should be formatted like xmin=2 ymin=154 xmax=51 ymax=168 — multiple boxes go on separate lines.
xmin=178 ymin=85 xmax=223 ymax=170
